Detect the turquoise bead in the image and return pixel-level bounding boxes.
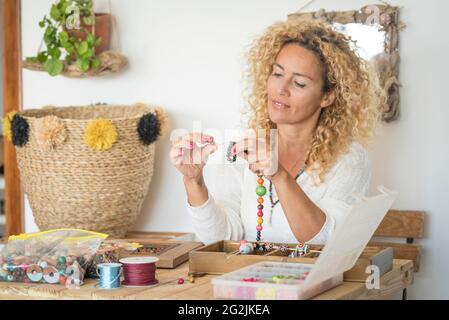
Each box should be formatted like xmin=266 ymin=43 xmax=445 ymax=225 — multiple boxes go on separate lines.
xmin=58 ymin=256 xmax=66 ymax=265
xmin=256 ymin=185 xmax=267 ymax=196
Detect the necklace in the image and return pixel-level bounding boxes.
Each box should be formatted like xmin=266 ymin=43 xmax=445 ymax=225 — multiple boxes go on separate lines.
xmin=255 ymin=153 xmax=306 ymax=242
xmin=269 ymin=163 xmax=306 ymax=209
xmin=226 ymin=140 xmax=307 ymax=242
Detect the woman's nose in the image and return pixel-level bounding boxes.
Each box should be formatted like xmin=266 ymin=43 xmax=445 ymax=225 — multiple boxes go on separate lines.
xmin=278 ymin=81 xmax=290 ymax=96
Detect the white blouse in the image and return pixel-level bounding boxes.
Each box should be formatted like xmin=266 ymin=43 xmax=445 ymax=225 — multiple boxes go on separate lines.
xmin=186 ymin=142 xmax=371 ymax=245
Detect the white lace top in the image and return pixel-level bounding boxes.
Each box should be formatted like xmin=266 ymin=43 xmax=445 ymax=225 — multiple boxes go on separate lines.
xmin=186 ymin=142 xmax=371 ymax=245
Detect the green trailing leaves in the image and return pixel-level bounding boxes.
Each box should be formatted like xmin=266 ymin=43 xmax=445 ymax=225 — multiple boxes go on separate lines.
xmin=44 ymin=58 xmax=64 ymax=77
xmin=92 ymin=57 xmax=101 ymax=69
xmin=50 ymin=5 xmax=61 ymax=21
xmin=76 ymin=58 xmax=90 ymax=72
xmin=77 ymin=41 xmax=89 ymax=55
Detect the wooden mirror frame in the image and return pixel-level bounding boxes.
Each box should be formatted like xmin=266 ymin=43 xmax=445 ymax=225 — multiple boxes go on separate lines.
xmin=2 ymin=0 xmax=24 ymax=238
xmin=288 ymin=4 xmax=405 ymax=122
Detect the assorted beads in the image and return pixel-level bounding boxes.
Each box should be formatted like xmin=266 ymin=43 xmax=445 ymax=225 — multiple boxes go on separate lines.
xmin=0 ymin=253 xmax=85 ymax=287
xmin=239 ymin=240 xmax=254 ymax=254
xmin=237 ymin=241 xmax=314 ymax=257
xmin=226 ymin=141 xmax=237 ymax=163
xmin=226 ymin=141 xmax=266 ymax=242
xmin=256 ymin=175 xmax=266 ymax=241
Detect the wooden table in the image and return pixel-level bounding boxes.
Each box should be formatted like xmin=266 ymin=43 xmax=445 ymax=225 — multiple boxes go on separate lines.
xmin=0 ymin=259 xmax=413 ymax=300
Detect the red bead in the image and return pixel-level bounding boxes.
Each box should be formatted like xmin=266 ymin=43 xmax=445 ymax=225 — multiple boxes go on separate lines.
xmin=257 ymin=211 xmax=263 ymax=217
xmin=178 ymin=278 xmax=184 ymax=285
xmin=256 ymin=225 xmax=263 ymax=231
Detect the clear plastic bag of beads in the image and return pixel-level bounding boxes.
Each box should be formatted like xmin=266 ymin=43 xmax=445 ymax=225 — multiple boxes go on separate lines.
xmin=85 ymin=239 xmax=142 ymax=279
xmin=0 ymin=228 xmax=108 ymax=288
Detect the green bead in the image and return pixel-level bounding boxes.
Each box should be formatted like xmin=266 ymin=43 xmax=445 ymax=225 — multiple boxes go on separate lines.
xmin=256 ymin=185 xmax=267 ymax=196
xmin=58 ymin=256 xmax=66 ymax=265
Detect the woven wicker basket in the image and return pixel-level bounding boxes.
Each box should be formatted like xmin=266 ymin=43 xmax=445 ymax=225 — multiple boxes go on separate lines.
xmin=13 ymin=104 xmax=165 ymax=238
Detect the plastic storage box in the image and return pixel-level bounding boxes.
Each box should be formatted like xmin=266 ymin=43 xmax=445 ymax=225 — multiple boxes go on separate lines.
xmin=212 ymin=187 xmax=398 ymax=300
xmin=212 ymin=261 xmax=342 ymax=300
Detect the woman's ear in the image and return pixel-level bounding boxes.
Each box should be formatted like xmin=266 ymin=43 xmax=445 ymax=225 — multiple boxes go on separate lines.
xmin=320 ymin=89 xmax=336 ymax=109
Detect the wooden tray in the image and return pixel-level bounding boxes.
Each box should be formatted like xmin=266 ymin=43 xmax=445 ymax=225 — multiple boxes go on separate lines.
xmin=124 ymin=231 xmax=195 ymax=242
xmin=189 ymin=241 xmax=319 ymax=274
xmin=122 ymin=238 xmax=203 ymax=269
xmin=188 ymin=240 xmax=393 ymax=282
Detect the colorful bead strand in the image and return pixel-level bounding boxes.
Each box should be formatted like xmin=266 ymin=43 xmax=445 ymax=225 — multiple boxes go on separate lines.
xmin=256 ymin=175 xmax=266 ymax=241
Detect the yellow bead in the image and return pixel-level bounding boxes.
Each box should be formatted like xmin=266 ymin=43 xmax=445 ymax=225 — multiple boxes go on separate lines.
xmin=257 ymin=218 xmax=263 ymax=225
xmin=257 ymin=197 xmax=264 ymax=204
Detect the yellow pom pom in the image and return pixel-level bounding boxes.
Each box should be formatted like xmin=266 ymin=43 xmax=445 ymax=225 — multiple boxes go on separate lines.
xmin=83 ymin=119 xmax=117 ymax=151
xmin=2 ymin=111 xmax=17 ymax=142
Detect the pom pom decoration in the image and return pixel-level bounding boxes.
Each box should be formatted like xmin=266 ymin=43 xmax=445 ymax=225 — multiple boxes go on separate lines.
xmin=11 ymin=114 xmax=30 ymax=147
xmin=153 ymin=107 xmax=170 ymax=137
xmin=83 ymin=119 xmax=117 ymax=151
xmin=137 ymin=112 xmax=161 ymax=145
xmin=2 ymin=111 xmax=17 ymax=142
xmin=35 ymin=116 xmax=67 ymax=150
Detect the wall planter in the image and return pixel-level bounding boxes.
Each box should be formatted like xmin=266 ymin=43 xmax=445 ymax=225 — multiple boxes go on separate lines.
xmin=23 ymin=0 xmax=127 ymax=78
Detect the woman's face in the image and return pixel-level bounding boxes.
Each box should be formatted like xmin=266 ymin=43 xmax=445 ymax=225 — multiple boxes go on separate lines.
xmin=266 ymin=43 xmax=334 ymax=125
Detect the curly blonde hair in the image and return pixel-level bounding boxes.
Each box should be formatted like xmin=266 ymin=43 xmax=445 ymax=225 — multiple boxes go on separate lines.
xmin=243 ymin=18 xmax=383 ymax=183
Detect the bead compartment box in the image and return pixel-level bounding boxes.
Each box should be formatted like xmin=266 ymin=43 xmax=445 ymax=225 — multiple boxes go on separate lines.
xmin=212 ymin=261 xmax=343 ymax=300
xmin=189 ymin=240 xmax=393 ymax=282
xmin=189 ymin=240 xmax=319 ymax=275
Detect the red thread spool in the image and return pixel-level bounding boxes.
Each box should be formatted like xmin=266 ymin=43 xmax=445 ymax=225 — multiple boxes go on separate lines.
xmin=119 ymin=257 xmax=159 ymax=287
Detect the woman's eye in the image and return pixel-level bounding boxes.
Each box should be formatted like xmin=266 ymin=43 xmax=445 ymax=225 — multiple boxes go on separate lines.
xmin=272 ymin=73 xmax=283 ymax=77
xmin=294 ymin=82 xmax=306 ymax=88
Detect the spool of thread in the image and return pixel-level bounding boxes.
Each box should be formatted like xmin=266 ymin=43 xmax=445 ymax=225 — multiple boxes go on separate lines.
xmin=119 ymin=257 xmax=159 ymax=287
xmin=96 ymin=263 xmax=122 ymax=289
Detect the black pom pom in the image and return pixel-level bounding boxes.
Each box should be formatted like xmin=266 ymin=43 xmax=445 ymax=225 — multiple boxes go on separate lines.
xmin=137 ymin=113 xmax=161 ymax=145
xmin=11 ymin=114 xmax=30 ymax=147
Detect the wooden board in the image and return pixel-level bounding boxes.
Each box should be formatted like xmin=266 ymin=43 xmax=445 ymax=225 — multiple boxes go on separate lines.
xmin=122 ymin=239 xmax=203 ymax=269
xmin=374 ymin=210 xmax=425 ymax=239
xmin=0 ymin=259 xmax=414 ymax=300
xmin=3 ymin=0 xmax=24 ymax=237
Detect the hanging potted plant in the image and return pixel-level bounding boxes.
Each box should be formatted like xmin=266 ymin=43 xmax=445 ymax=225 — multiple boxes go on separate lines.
xmin=24 ymin=0 xmax=127 ymax=77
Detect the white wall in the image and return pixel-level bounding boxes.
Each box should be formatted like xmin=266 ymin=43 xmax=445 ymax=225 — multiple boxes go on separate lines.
xmin=20 ymin=0 xmax=449 ymax=299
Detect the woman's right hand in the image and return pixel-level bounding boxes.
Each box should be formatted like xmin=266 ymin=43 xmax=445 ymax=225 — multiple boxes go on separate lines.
xmin=169 ymin=132 xmax=217 ymax=181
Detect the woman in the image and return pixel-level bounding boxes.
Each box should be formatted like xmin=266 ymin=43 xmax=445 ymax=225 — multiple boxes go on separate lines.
xmin=170 ymin=19 xmax=381 ymax=245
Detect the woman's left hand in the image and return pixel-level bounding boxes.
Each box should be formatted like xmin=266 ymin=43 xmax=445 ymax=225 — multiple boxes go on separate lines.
xmin=232 ymin=136 xmax=286 ymax=182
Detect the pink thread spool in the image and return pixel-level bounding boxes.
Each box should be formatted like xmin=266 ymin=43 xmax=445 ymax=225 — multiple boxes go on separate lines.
xmin=119 ymin=257 xmax=159 ymax=287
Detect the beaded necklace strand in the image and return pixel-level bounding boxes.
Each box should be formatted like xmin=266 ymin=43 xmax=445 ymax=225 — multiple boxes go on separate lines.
xmin=226 ymin=141 xmax=307 ymax=242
